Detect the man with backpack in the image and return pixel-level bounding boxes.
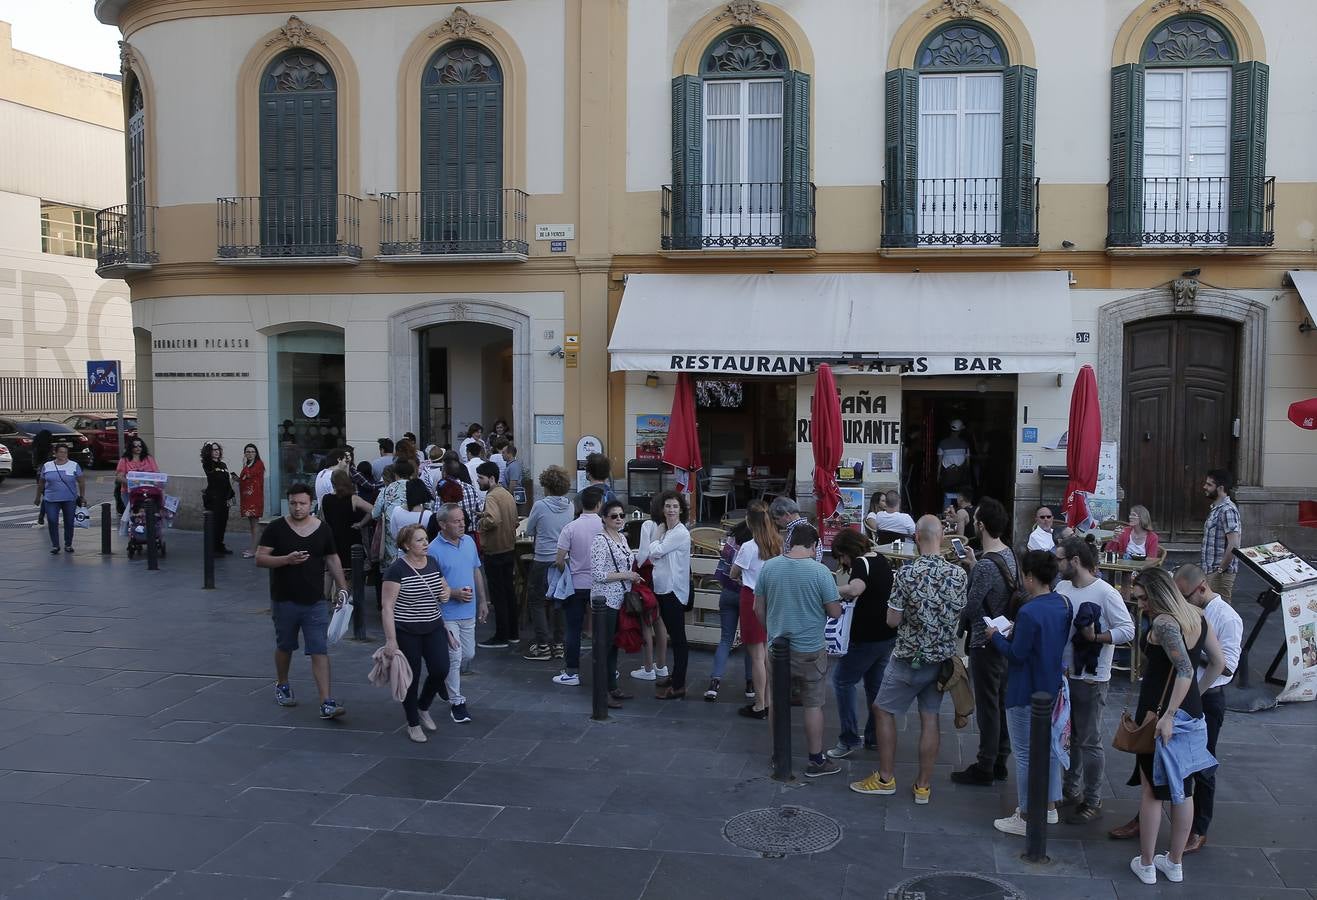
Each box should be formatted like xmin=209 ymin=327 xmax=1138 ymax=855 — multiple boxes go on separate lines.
xmin=951 ymin=497 xmax=1017 ymax=787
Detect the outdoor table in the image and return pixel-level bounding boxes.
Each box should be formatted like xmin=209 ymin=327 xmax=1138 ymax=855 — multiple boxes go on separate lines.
xmin=876 ymin=538 xmax=958 ymax=566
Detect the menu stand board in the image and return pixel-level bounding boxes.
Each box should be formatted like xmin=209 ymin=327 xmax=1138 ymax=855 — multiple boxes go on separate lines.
xmin=1235 ymin=542 xmax=1317 ymax=702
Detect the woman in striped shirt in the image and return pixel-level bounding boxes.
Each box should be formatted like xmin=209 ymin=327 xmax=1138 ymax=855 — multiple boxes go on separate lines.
xmin=382 ymin=523 xmax=458 ymax=743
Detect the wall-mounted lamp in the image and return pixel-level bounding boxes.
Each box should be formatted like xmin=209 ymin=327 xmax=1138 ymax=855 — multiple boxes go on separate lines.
xmin=1301 ymin=318 xmax=1315 ymax=335
xmin=548 ymin=345 xmax=565 ymax=359
xmin=644 ymin=372 xmax=660 ymax=388
xmin=1056 ymin=374 xmax=1064 ymax=388
xmin=1061 ymin=240 xmax=1075 ymax=249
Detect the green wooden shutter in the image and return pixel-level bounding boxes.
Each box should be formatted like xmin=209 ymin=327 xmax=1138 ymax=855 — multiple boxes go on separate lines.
xmin=670 ymin=75 xmax=702 ymax=249
xmin=1108 ymin=63 xmax=1144 ymax=247
xmin=1228 ymin=60 xmax=1269 ymax=246
xmin=781 ymin=70 xmax=811 ymax=248
xmin=421 ymin=80 xmax=503 ymax=248
xmin=883 ymin=69 xmax=918 ymax=248
xmin=1000 ymin=65 xmax=1037 ymax=247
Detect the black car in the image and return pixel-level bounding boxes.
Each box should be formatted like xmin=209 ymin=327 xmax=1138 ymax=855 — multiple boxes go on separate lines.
xmin=0 ymin=419 xmax=95 ymax=473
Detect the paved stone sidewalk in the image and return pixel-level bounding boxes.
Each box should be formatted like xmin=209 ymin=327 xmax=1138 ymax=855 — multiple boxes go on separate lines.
xmin=0 ymin=516 xmax=1313 ymax=899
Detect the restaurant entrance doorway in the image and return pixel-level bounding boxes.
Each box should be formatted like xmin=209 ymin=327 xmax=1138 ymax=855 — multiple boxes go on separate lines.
xmin=694 ymin=376 xmax=795 ymax=508
xmin=900 ymin=389 xmax=1016 ymax=519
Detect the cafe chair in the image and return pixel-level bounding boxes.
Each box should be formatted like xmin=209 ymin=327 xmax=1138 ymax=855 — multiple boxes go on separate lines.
xmin=699 ymin=473 xmax=734 ymax=523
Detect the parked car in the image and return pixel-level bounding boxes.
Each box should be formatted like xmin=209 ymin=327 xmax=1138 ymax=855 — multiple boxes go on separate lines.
xmin=0 ymin=444 xmax=11 ymax=483
xmin=63 ymin=414 xmax=138 ymax=467
xmin=0 ymin=419 xmax=95 ymax=473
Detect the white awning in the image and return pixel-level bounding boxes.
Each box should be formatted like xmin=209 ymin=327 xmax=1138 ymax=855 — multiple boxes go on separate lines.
xmin=1287 ymin=270 xmax=1317 ymax=324
xmin=609 ymin=272 xmax=1075 ymax=375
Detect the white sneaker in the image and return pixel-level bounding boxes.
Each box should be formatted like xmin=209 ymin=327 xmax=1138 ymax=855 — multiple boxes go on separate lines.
xmin=1153 ymin=853 xmax=1183 ymax=883
xmin=993 ymin=810 xmax=1027 ymax=836
xmin=655 ymin=666 xmax=670 ymax=678
xmin=552 ymin=672 xmax=580 ymax=686
xmin=1130 ymin=856 xmax=1157 ymax=885
xmin=1047 ymin=808 xmax=1059 ymax=824
xmin=418 ymin=710 xmax=437 ymax=732
xmin=406 ymin=725 xmax=427 ymax=743
xmin=631 ymin=667 xmax=656 ymax=681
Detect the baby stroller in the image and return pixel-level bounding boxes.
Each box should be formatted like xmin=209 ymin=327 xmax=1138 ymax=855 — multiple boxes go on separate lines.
xmin=126 ymin=484 xmax=167 ymax=559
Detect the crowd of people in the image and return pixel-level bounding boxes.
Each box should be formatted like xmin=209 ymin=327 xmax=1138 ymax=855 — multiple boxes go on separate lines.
xmin=245 ymin=440 xmax=1245 ymax=887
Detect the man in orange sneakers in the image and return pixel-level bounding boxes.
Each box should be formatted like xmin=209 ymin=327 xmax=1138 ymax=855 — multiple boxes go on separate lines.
xmin=852 ymin=515 xmax=966 ymax=805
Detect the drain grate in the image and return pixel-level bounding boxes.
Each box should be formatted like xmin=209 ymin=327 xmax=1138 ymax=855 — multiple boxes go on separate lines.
xmin=887 ymin=872 xmax=1024 ymax=900
xmin=722 ymin=806 xmax=842 ymax=856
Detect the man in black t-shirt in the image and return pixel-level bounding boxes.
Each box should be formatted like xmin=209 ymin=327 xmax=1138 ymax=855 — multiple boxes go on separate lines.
xmin=256 ymin=483 xmax=349 ymax=719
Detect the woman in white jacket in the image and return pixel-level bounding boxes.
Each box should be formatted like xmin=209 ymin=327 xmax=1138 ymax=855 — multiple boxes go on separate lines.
xmin=643 ymin=491 xmax=692 ymax=700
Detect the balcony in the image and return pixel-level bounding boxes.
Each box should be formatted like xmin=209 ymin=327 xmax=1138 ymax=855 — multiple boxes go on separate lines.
xmin=216 ymin=194 xmax=361 ymax=264
xmin=881 ymin=177 xmax=1039 ymax=251
xmin=95 ymin=204 xmax=158 ymax=276
xmin=377 ymin=189 xmax=528 ymax=262
xmin=1107 ymin=176 xmax=1274 ymax=251
xmin=661 ymin=182 xmax=816 ymax=252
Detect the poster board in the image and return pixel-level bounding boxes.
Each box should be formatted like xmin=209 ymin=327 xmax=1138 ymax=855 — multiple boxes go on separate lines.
xmin=1089 ymin=441 xmax=1119 ymax=524
xmin=820 ymin=487 xmax=865 ymax=552
xmin=635 ymin=415 xmax=670 ymax=460
xmin=1235 ymin=542 xmax=1317 ymax=703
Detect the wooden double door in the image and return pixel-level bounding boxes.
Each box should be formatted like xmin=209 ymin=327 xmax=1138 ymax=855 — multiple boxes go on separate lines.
xmin=1122 ymin=317 xmax=1238 ymax=541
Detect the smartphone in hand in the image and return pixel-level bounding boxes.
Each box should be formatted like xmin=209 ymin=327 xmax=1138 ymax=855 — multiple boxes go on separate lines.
xmin=951 ymin=537 xmax=966 ymax=559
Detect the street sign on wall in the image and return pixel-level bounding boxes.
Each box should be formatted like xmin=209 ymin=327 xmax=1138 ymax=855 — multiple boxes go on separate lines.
xmin=87 ymin=360 xmax=120 ymax=394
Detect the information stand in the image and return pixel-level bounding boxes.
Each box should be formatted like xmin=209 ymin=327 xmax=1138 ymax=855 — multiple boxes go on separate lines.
xmin=1234 ymin=542 xmax=1317 ymax=703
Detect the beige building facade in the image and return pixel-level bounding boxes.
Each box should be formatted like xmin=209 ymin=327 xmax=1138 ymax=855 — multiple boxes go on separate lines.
xmin=95 ymin=0 xmax=1316 ymax=549
xmin=0 ymin=21 xmax=134 ymax=403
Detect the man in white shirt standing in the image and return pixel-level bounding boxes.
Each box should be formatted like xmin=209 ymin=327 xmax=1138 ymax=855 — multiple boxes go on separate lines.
xmin=1054 ymin=538 xmax=1135 ymax=825
xmin=1027 ymin=506 xmax=1060 ymax=551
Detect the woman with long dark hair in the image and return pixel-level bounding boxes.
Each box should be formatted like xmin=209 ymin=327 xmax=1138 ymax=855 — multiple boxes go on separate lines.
xmin=116 ymin=437 xmax=158 ymax=516
xmin=237 ymin=443 xmax=265 ymax=558
xmin=589 ymin=498 xmax=640 ymax=708
xmin=646 ymin=490 xmax=692 ymax=700
xmin=200 ymin=442 xmax=234 ymax=555
xmin=730 ymin=499 xmax=781 ymax=719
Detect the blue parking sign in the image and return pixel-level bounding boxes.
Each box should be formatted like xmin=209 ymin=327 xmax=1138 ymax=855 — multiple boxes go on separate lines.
xmin=87 ymin=360 xmax=120 ymax=394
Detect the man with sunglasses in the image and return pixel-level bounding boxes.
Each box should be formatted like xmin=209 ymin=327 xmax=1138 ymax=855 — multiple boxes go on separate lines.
xmin=1027 ymin=506 xmax=1061 ymax=551
xmin=1109 ymin=564 xmax=1241 ymax=849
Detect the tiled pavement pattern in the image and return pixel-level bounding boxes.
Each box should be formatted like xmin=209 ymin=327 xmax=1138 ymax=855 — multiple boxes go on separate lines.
xmin=0 ymin=490 xmax=1313 ymax=898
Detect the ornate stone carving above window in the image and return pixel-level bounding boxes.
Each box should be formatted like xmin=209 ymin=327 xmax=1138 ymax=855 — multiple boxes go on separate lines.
xmin=917 ymin=23 xmax=1006 ymax=70
xmin=924 ymin=0 xmax=1002 ymax=20
xmin=428 ymin=6 xmax=492 ymax=41
xmin=118 ymin=40 xmax=136 ymax=75
xmin=715 ymin=2 xmax=769 ymax=26
xmin=1149 ymin=0 xmax=1226 ymax=14
xmin=266 ymin=53 xmax=335 ymax=93
xmin=702 ymin=29 xmax=787 ymax=76
xmin=1143 ymin=16 xmax=1234 ymax=64
xmin=426 ymin=44 xmax=502 ymax=85
xmin=264 ymin=15 xmax=327 ymax=50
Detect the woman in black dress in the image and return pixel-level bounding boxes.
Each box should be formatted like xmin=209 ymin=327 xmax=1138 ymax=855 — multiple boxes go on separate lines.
xmin=200 ymin=442 xmax=235 ymax=555
xmin=1127 ymin=568 xmax=1224 ymax=886
xmin=321 ymin=468 xmax=373 ymax=638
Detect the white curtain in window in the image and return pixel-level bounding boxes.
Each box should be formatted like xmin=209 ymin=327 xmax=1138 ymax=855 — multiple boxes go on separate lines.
xmin=703 ymin=78 xmax=783 ymax=234
xmin=917 ymin=73 xmax=1002 ymax=240
xmin=1143 ymin=68 xmax=1230 ymax=242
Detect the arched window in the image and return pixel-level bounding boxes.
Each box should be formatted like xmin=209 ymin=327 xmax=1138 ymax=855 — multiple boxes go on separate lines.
xmin=259 ymin=50 xmax=338 ymax=253
xmin=884 ymin=21 xmax=1035 ymax=247
xmin=1109 ymin=15 xmax=1269 ymax=247
xmin=419 ymin=43 xmax=504 ymax=251
xmin=127 ymin=79 xmax=148 ymax=256
xmin=669 ymin=29 xmax=811 ymax=249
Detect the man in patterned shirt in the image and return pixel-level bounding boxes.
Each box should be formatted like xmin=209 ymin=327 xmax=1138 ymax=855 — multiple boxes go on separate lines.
xmin=1200 ymin=469 xmax=1241 ymax=603
xmin=770 ymin=497 xmax=823 ymax=563
xmin=852 ymin=515 xmax=966 ymax=805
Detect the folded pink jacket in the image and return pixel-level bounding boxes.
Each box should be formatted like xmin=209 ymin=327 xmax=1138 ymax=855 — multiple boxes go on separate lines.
xmin=368 ymin=646 xmax=413 ymax=702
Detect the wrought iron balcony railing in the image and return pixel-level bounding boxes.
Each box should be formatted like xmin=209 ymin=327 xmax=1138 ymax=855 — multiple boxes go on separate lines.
xmin=661 ymin=182 xmax=816 ymax=250
xmin=881 ymin=177 xmax=1039 ymax=248
xmin=1107 ymin=176 xmax=1274 ymax=248
xmin=216 ymin=194 xmax=361 ymax=261
xmin=378 ymin=189 xmax=528 ymax=258
xmin=95 ymin=204 xmax=158 ymax=273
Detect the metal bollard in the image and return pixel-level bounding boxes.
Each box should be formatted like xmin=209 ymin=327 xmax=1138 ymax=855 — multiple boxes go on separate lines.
xmin=145 ymin=500 xmax=160 ymax=572
xmin=201 ymin=510 xmax=214 ymax=588
xmin=350 ymin=544 xmax=367 ymax=639
xmin=1023 ymin=690 xmax=1052 ymax=863
xmin=770 ymin=636 xmax=793 ymax=781
xmin=590 ymin=595 xmax=610 ymax=721
xmin=100 ymin=502 xmax=112 ymax=556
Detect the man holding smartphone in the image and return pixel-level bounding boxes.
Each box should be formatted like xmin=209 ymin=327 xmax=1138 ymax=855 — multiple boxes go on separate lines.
xmin=256 ymin=483 xmax=349 ymax=720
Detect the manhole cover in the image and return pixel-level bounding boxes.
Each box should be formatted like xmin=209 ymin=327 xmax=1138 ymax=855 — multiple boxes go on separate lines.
xmin=722 ymin=806 xmax=841 ymax=856
xmin=887 ymin=872 xmax=1024 ymax=900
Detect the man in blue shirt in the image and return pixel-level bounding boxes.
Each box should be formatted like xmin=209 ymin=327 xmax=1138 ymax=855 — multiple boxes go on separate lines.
xmin=428 ymin=503 xmax=490 ymax=724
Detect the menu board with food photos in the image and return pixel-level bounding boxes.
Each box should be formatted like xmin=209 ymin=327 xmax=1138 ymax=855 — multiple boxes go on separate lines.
xmin=1236 ymin=542 xmax=1317 ymax=590
xmin=1236 ymin=542 xmax=1317 ymax=702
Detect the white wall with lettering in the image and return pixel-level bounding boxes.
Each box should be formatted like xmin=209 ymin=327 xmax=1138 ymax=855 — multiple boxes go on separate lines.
xmin=795 ymin=374 xmax=902 ymax=498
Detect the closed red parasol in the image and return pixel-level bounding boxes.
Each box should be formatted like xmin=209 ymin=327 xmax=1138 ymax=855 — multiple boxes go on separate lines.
xmin=811 ymin=364 xmax=843 ymax=520
xmin=1064 ymin=364 xmax=1102 ymax=529
xmin=1288 ymin=398 xmax=1317 ymax=430
xmin=661 ymin=374 xmax=702 ymax=493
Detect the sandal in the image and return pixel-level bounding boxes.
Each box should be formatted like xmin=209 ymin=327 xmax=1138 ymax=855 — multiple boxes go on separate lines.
xmin=655 ymin=687 xmax=686 ymax=700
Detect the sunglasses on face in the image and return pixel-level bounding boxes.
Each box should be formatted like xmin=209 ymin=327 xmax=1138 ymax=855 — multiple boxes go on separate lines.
xmin=1038 ymin=514 xmax=1053 ymax=519
xmin=605 ymin=513 xmax=626 ymax=520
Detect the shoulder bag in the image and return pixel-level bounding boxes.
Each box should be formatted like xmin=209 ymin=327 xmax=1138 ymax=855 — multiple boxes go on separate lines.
xmin=1112 ymin=667 xmax=1174 ymax=754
